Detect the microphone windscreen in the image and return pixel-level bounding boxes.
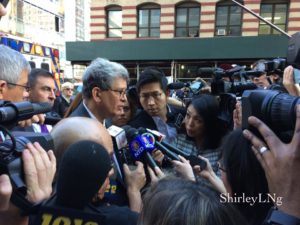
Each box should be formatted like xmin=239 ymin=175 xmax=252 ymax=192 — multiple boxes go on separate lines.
xmin=55 ymin=140 xmax=111 ymax=209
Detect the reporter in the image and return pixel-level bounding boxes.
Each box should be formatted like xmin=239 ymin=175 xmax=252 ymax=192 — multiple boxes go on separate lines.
xmin=51 ymin=117 xmax=145 ymax=216
xmin=174 ymin=94 xmax=227 ymax=171
xmin=243 ymin=104 xmax=300 ymax=219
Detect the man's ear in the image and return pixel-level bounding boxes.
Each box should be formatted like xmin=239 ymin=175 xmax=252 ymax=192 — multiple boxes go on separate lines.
xmin=0 ymin=80 xmax=7 ymax=100
xmin=92 ymin=87 xmax=102 ymax=103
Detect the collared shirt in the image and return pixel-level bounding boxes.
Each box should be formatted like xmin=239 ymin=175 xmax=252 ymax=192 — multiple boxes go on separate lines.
xmin=32 ymin=123 xmax=53 ymax=133
xmin=152 ymin=116 xmax=177 ymax=145
xmin=82 ymin=100 xmax=106 ymax=127
xmin=174 ymin=133 xmax=221 ymax=176
xmin=62 ymin=94 xmax=71 ymax=104
xmin=151 ymin=104 xmax=179 ymax=145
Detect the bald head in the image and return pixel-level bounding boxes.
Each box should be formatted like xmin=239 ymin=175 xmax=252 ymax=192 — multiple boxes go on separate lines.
xmin=51 ymin=117 xmax=113 ymax=164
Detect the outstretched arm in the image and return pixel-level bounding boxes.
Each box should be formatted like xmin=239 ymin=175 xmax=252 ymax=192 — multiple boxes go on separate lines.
xmin=243 ymin=105 xmax=300 ymax=218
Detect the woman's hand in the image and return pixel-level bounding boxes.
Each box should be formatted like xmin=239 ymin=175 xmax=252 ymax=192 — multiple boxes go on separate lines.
xmin=172 ymin=155 xmax=195 ymax=181
xmin=194 ymin=156 xmax=227 ymax=193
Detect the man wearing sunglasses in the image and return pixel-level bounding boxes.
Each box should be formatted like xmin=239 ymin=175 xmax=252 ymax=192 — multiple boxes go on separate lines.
xmin=53 ymin=82 xmax=74 ymax=117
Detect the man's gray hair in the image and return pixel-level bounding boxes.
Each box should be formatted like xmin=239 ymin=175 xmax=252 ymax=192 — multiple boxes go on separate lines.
xmin=0 ymin=45 xmax=31 ymax=86
xmin=82 ymin=58 xmax=129 ymax=98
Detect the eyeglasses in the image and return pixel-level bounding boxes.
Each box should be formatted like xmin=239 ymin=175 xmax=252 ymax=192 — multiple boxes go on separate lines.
xmin=217 ymin=161 xmax=226 ymax=173
xmin=6 ymin=82 xmax=30 ymax=92
xmin=65 ymin=88 xmax=73 ymax=91
xmin=109 ymin=89 xmax=127 ymax=98
xmin=139 ymin=92 xmax=163 ymax=101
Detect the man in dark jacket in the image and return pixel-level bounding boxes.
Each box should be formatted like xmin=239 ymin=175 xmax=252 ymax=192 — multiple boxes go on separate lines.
xmin=129 ymin=67 xmax=185 ymax=144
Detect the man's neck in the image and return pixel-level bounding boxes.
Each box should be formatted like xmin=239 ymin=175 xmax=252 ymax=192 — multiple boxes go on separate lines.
xmin=83 ymin=99 xmax=105 ymax=124
xmin=160 ymin=106 xmax=168 ymax=122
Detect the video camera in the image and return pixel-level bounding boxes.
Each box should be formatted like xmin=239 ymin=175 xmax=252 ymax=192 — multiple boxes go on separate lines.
xmin=0 ymin=100 xmax=54 ymax=212
xmin=242 ymin=89 xmax=300 ymax=143
xmin=241 ymin=32 xmax=300 ymax=142
xmin=198 ymin=66 xmax=257 ymax=96
xmin=167 ymin=80 xmax=204 ymax=102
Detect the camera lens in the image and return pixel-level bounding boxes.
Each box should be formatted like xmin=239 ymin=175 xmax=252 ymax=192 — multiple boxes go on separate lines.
xmin=242 ymin=90 xmax=300 ymax=141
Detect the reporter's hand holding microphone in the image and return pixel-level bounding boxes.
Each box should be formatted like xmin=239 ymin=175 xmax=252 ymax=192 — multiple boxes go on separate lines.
xmin=172 ymin=155 xmax=227 ymax=194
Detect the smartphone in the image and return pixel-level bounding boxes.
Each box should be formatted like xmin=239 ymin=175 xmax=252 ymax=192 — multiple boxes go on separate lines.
xmin=294 ymin=68 xmax=300 ymax=84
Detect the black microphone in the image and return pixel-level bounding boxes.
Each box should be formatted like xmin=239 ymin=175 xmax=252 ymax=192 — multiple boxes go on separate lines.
xmin=139 ymin=128 xmax=207 ymax=170
xmin=55 ymin=140 xmax=112 ymax=209
xmin=44 ymin=115 xmax=61 ymax=126
xmin=123 ymin=126 xmax=158 ymax=170
xmin=0 ymin=101 xmax=52 ymax=124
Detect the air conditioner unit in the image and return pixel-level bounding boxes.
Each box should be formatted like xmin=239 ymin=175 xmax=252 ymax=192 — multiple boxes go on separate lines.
xmin=217 ymin=29 xmax=226 ymax=36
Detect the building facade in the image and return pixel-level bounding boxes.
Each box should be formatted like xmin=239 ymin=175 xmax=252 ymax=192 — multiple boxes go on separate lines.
xmin=66 ymin=0 xmax=300 ymax=80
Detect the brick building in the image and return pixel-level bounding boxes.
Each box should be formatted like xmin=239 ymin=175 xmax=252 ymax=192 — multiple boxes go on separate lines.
xmin=66 ymin=0 xmax=300 ymax=80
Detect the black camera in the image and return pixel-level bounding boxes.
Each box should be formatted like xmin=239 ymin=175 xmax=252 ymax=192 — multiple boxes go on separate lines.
xmin=203 ymin=66 xmax=257 ymax=96
xmin=0 ymin=100 xmax=53 ymax=211
xmin=242 ymin=89 xmax=300 ymax=142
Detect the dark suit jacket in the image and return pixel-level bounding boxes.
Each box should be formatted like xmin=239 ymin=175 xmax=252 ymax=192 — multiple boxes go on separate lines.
xmin=68 ymin=102 xmax=90 ymax=118
xmin=128 ymin=105 xmax=186 ymax=130
xmin=53 ymin=95 xmax=71 ymax=118
xmin=67 ymin=101 xmax=128 ymax=206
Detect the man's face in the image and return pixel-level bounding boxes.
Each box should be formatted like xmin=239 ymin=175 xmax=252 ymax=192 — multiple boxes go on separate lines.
xmin=111 ymin=100 xmax=131 ymax=127
xmin=62 ymin=87 xmax=73 ymax=98
xmin=29 ymin=76 xmax=56 ymax=106
xmin=139 ymin=82 xmax=167 ymax=118
xmin=250 ymin=74 xmax=270 ymax=88
xmin=0 ymin=69 xmax=29 ymax=102
xmin=100 ymin=77 xmax=127 ymax=118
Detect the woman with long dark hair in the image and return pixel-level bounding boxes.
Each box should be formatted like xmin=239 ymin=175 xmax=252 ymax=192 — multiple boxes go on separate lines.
xmin=174 ymin=94 xmax=226 ymax=169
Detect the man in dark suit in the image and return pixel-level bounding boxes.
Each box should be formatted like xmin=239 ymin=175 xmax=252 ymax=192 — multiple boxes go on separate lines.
xmin=129 ymin=67 xmax=185 ymax=144
xmin=68 ymin=58 xmax=129 ymax=206
xmin=69 ymin=58 xmax=129 ymax=125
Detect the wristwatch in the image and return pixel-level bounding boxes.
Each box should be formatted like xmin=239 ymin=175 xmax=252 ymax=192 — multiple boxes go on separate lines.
xmin=264 ymin=207 xmax=300 ymax=225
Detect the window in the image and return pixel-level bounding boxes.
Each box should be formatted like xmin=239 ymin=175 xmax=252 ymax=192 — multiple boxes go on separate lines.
xmin=259 ymin=1 xmax=289 ymax=35
xmin=215 ymin=0 xmax=242 ymax=36
xmin=107 ymin=6 xmax=122 ymax=38
xmin=175 ymin=2 xmax=200 ymax=37
xmin=138 ymin=4 xmax=160 ymax=38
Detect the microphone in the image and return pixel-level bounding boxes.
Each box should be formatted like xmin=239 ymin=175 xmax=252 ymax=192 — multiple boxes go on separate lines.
xmin=139 ymin=129 xmax=180 ymax=161
xmin=44 ymin=115 xmax=61 ymax=126
xmin=139 ymin=128 xmax=207 ymax=170
xmin=55 ymin=140 xmax=112 ymax=209
xmin=123 ymin=126 xmax=158 ymax=170
xmin=0 ymin=101 xmax=52 ymax=124
xmin=107 ymin=125 xmax=128 ymax=181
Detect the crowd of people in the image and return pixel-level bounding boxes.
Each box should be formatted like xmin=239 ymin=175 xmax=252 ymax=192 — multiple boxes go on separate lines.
xmin=1 ymin=3 xmax=300 ymax=225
